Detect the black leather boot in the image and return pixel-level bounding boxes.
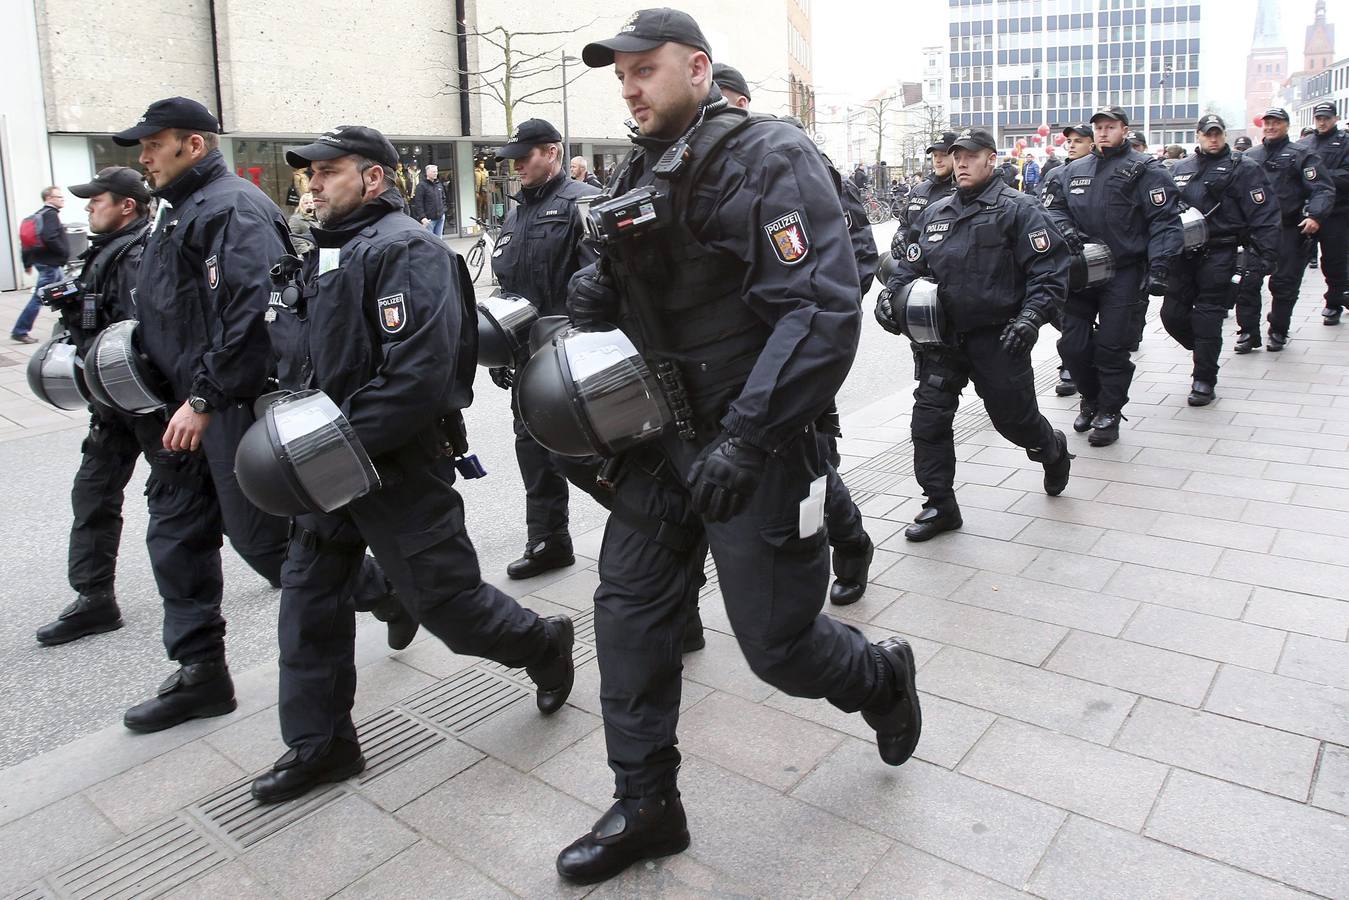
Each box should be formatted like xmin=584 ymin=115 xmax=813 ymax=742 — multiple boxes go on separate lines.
xmin=1029 ymin=430 xmax=1073 ymax=497
xmin=1088 ymin=410 xmax=1124 ymax=447
xmin=1055 ymin=368 xmax=1078 ymax=397
xmin=251 ymin=739 xmax=365 ymax=804
xmin=905 ymin=506 xmax=962 ymax=542
xmin=556 ymin=793 xmax=691 ymax=885
xmin=526 ymin=615 xmax=574 ymax=714
xmin=1233 ymin=331 xmax=1261 ymax=354
xmin=1266 ymin=330 xmax=1288 ymax=352
xmin=829 ymin=535 xmax=874 ymax=605
xmin=123 ymin=660 xmax=236 ymax=733
xmin=1187 ymin=380 xmax=1216 ymax=407
xmin=370 ymin=591 xmax=419 ymax=651
xmin=681 ymin=604 xmax=706 ymax=653
xmin=1324 ymin=307 xmax=1342 ymax=326
xmin=506 ymin=538 xmax=576 ymax=580
xmin=1072 ymin=400 xmax=1098 ymax=433
xmin=862 ymin=637 xmax=922 ymax=766
xmin=36 ymin=591 xmax=123 ymax=646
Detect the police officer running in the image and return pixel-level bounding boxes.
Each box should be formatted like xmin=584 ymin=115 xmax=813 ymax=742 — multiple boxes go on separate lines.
xmin=1040 ymin=123 xmax=1096 ymax=399
xmin=553 ymin=9 xmax=920 ymax=884
xmin=1303 ymin=101 xmax=1349 ymax=326
xmin=1162 ymin=115 xmax=1279 ymax=406
xmin=111 ymin=98 xmax=291 ymax=733
xmin=878 ymin=127 xmax=1073 ymax=541
xmin=33 ymin=168 xmax=154 ymax=645
xmin=490 ymin=118 xmax=600 ymax=580
xmin=1046 ymin=105 xmax=1182 ymax=447
xmin=1234 ymin=107 xmax=1335 ymax=352
xmin=246 ymin=125 xmax=575 ymax=803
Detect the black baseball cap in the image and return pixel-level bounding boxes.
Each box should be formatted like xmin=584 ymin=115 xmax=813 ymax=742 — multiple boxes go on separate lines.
xmin=1196 ymin=114 xmax=1226 ymax=134
xmin=496 ymin=119 xmax=564 ymax=160
xmin=1127 ymin=131 xmax=1147 ymax=147
xmin=927 ymin=131 xmax=958 ymax=153
xmin=1314 ymin=101 xmax=1338 ymax=117
xmin=1262 ymin=107 xmax=1290 ymax=122
xmin=69 ymin=166 xmax=151 ymax=203
xmin=113 ymin=97 xmax=220 ymax=146
xmin=950 ymin=128 xmax=996 ymax=152
xmin=712 ymin=63 xmax=751 ymax=101
xmin=1061 ymin=123 xmax=1092 ymax=138
xmin=285 ymin=125 xmax=399 ymax=169
xmin=582 ymin=8 xmax=712 ymax=67
xmin=1234 ymin=135 xmax=1253 ymax=150
xmin=1090 ymin=105 xmax=1129 ymax=125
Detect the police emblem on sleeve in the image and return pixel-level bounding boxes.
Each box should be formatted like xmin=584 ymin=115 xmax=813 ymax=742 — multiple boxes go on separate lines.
xmin=377 ymin=293 xmax=407 ymax=334
xmin=1251 ymin=188 xmax=1267 ymax=204
xmin=1149 ymin=188 xmax=1167 ymax=207
xmin=764 ymin=210 xmax=810 ymax=265
xmin=206 ymin=255 xmax=220 ymax=290
xmin=1029 ymin=229 xmax=1051 ymax=253
xmin=1306 ymin=167 xmax=1318 ymax=181
xmin=906 ymin=242 xmax=922 ymax=263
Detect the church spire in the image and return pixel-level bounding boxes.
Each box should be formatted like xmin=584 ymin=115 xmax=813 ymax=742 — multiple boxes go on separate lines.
xmin=1253 ymin=0 xmax=1284 ymax=50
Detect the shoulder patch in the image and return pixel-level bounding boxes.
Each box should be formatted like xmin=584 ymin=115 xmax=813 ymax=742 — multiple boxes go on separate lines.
xmin=1149 ymin=188 xmax=1167 ymax=207
xmin=1042 ymin=193 xmax=1055 ymax=208
xmin=206 ymin=255 xmax=220 ymax=290
xmin=377 ymin=293 xmax=407 ymax=334
xmin=764 ymin=210 xmax=810 ymax=265
xmin=1250 ymin=188 xmax=1267 ymax=204
xmin=1029 ymin=229 xmax=1051 ymax=253
xmin=906 ymin=242 xmax=922 ymax=263
xmin=1306 ymin=167 xmax=1319 ymax=181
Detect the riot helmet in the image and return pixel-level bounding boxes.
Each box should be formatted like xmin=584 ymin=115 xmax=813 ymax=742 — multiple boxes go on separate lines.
xmin=516 ymin=325 xmax=671 ymax=458
xmin=477 ymin=293 xmax=540 ymax=368
xmin=26 ymin=333 xmax=90 ymax=411
xmin=1069 ymin=243 xmax=1116 ymax=291
xmin=528 ymin=316 xmax=572 ymax=356
xmin=893 ymin=278 xmax=948 ymax=346
xmin=83 ymin=320 xmax=167 ymax=415
xmin=875 ymin=250 xmax=899 ymax=286
xmin=234 ymin=389 xmax=380 ymax=517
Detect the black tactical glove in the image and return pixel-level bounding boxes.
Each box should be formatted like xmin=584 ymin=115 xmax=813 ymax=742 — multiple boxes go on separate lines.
xmin=1146 ymin=263 xmax=1170 ymax=297
xmin=488 ymin=366 xmax=514 ymax=390
xmin=1062 ymin=230 xmax=1085 ymax=257
xmin=890 ymin=228 xmax=907 ymax=260
xmin=568 ymin=269 xmax=620 ymax=325
xmin=999 ymin=308 xmax=1044 ymax=356
xmin=688 ymin=433 xmax=768 ymax=523
xmin=874 ymin=288 xmax=905 ymax=336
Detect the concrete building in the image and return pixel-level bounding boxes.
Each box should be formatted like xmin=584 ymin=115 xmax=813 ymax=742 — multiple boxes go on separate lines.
xmin=948 ymin=0 xmax=1202 ymax=152
xmin=1300 ymin=56 xmax=1349 ymax=128
xmin=1 ymin=0 xmax=812 ymax=290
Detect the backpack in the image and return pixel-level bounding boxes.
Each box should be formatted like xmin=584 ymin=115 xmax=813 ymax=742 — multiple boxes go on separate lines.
xmin=19 ymin=209 xmax=45 ymax=251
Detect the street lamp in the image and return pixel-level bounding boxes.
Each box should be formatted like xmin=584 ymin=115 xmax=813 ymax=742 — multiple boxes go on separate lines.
xmin=561 ymin=54 xmax=580 ymax=156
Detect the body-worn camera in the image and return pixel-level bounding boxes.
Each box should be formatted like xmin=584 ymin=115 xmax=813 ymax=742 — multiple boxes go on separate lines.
xmin=582 ymin=186 xmax=674 ymax=244
xmin=38 ymin=278 xmax=81 ymax=309
xmin=38 ymin=278 xmax=103 ymax=332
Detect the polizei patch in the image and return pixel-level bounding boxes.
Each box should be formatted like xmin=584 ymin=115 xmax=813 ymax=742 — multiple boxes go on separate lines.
xmin=764 ymin=211 xmax=810 ymax=265
xmin=1305 ymin=167 xmax=1319 ymax=181
xmin=206 ymin=255 xmax=220 ymax=290
xmin=1149 ymin=188 xmax=1167 ymax=207
xmin=1029 ymin=229 xmax=1051 ymax=253
xmin=1251 ymin=188 xmax=1267 ymax=204
xmin=378 ymin=293 xmax=407 ymax=334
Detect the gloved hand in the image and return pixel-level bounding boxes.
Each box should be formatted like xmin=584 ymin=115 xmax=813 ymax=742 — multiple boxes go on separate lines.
xmin=999 ymin=308 xmax=1044 ymax=356
xmin=568 ymin=269 xmax=619 ymax=325
xmin=1062 ymin=230 xmax=1085 ymax=257
xmin=1146 ymin=264 xmax=1170 ymax=296
xmin=687 ymin=433 xmax=768 ymax=523
xmin=874 ymin=288 xmax=905 ymax=336
xmin=488 ymin=366 xmax=514 ymax=390
xmin=890 ymin=228 xmax=907 ymax=260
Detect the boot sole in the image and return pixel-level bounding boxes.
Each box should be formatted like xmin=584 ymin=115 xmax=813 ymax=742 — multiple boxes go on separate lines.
xmin=873 ymin=639 xmax=922 ymax=766
xmin=124 ymin=698 xmax=237 ymax=734
xmin=506 ymin=556 xmax=576 ymax=580
xmin=251 ymin=755 xmax=367 ymax=805
xmin=36 ymin=618 xmax=124 ymax=646
xmin=1054 ymin=385 xmax=1078 ymax=396
xmin=557 ymin=831 xmax=692 ymax=885
xmin=904 ymin=519 xmax=962 ymax=542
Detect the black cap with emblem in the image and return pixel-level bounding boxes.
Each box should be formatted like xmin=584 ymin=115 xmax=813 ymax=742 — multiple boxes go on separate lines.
xmin=1090 ymin=105 xmax=1129 ymax=125
xmin=1313 ymin=101 xmax=1338 ymax=117
xmin=1262 ymin=107 xmax=1290 ymax=122
xmin=69 ymin=166 xmax=151 ymax=203
xmin=496 ymin=119 xmax=564 ymax=160
xmin=949 ymin=128 xmax=997 ymax=152
xmin=712 ymin=63 xmax=751 ymax=102
xmin=1234 ymin=135 xmax=1253 ymax=151
xmin=285 ymin=125 xmax=399 ymax=170
xmin=113 ymin=97 xmax=220 ymax=146
xmin=1061 ymin=123 xmax=1092 ymax=138
xmin=1196 ymin=114 xmax=1226 ymax=134
xmin=926 ymin=131 xmax=959 ymax=153
xmin=582 ymin=8 xmax=713 ymax=67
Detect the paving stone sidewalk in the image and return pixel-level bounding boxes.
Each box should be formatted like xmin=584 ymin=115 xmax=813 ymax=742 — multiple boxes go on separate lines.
xmin=2 ymin=277 xmax=1348 ymax=899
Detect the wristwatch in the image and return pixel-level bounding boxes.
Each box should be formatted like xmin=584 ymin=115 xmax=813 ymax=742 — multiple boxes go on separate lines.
xmin=188 ymin=395 xmax=213 ymax=414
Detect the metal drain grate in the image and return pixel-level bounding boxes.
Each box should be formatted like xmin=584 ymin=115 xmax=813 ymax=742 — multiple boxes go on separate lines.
xmin=354 ymin=709 xmax=446 ymax=783
xmin=191 ymin=776 xmax=343 ymax=850
xmin=49 ymin=816 xmax=226 ymax=900
xmin=2 ymin=887 xmax=49 ymax=900
xmin=400 ymin=667 xmax=528 ymax=734
xmin=572 ymin=609 xmax=597 ymax=644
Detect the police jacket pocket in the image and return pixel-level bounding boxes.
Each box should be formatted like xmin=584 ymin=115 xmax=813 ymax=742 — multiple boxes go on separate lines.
xmin=394 ymin=504 xmax=478 ymax=600
xmin=759 ymin=518 xmax=828 ymax=553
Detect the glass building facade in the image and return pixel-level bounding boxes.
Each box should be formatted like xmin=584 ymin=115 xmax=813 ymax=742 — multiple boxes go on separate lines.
xmin=948 ymin=0 xmax=1201 ymax=149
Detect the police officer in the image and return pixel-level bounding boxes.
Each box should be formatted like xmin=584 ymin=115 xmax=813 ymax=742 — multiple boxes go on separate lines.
xmin=714 ymin=61 xmax=877 ymax=604
xmin=1303 ymin=101 xmax=1349 ymax=325
xmin=894 ymin=131 xmax=957 ymax=252
xmin=1162 ymin=115 xmax=1279 ymax=405
xmin=1235 ymin=107 xmax=1335 ymax=352
xmin=112 ymin=97 xmax=291 ymax=733
xmin=1234 ymin=135 xmax=1254 ymax=154
xmin=248 ymin=125 xmax=575 ymax=803
xmin=33 ymin=168 xmax=154 ymax=645
xmin=554 ymin=10 xmax=920 ymax=884
xmin=490 ymin=118 xmax=601 ymax=579
xmin=1040 ymin=124 xmax=1096 ymax=398
xmin=1046 ymin=105 xmax=1182 ymax=447
xmin=878 ymin=128 xmax=1073 ymax=541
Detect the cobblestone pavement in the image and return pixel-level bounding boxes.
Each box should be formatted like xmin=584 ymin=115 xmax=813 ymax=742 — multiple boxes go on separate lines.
xmin=0 ymin=258 xmax=1346 ymax=898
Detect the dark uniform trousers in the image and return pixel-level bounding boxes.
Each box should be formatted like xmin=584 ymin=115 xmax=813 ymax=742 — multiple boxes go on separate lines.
xmin=913 ymin=328 xmax=1056 ymax=510
xmin=1058 ymin=260 xmax=1145 ymax=413
xmin=147 ymin=403 xmax=288 ymax=664
xmin=512 ymin=412 xmax=571 ymax=543
xmin=593 ymin=432 xmax=880 ymax=798
xmin=1316 ymin=213 xmax=1349 ymax=312
xmin=819 ymin=431 xmax=867 ymax=550
xmin=1161 ymin=245 xmax=1239 ymax=384
xmin=1238 ymin=223 xmax=1309 ymax=336
xmin=279 ymin=455 xmax=550 ymax=757
xmin=68 ymin=418 xmax=142 ymax=596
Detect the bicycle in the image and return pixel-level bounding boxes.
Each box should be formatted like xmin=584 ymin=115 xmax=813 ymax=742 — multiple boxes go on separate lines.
xmin=857 ymin=187 xmax=891 ymax=225
xmin=464 ymin=217 xmax=501 ymax=284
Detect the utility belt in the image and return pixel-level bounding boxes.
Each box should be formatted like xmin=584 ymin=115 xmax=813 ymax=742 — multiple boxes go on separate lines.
xmin=287 ymin=519 xmax=366 ymax=555
xmin=370 ymin=412 xmax=486 ymax=485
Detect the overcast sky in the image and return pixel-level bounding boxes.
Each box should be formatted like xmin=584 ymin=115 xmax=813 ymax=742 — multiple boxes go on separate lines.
xmin=813 ymin=0 xmax=1349 ymax=124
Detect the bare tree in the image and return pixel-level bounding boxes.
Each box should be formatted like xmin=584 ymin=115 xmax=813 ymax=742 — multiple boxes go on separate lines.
xmin=861 ymin=93 xmax=903 ymax=172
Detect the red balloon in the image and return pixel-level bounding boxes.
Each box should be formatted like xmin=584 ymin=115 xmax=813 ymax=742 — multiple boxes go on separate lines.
xmin=1037 ymin=124 xmax=1050 ymax=136
xmin=1054 ymin=133 xmax=1066 ymax=145
xmin=1015 ymin=138 xmax=1027 ymax=148
xmin=1254 ymin=116 xmax=1264 ymax=126
xmin=1012 ymin=147 xmax=1022 ymax=157
xmin=1032 ymin=135 xmax=1043 ymax=143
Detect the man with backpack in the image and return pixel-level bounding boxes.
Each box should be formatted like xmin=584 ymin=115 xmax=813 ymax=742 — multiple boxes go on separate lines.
xmin=14 ymin=186 xmax=71 ymax=343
